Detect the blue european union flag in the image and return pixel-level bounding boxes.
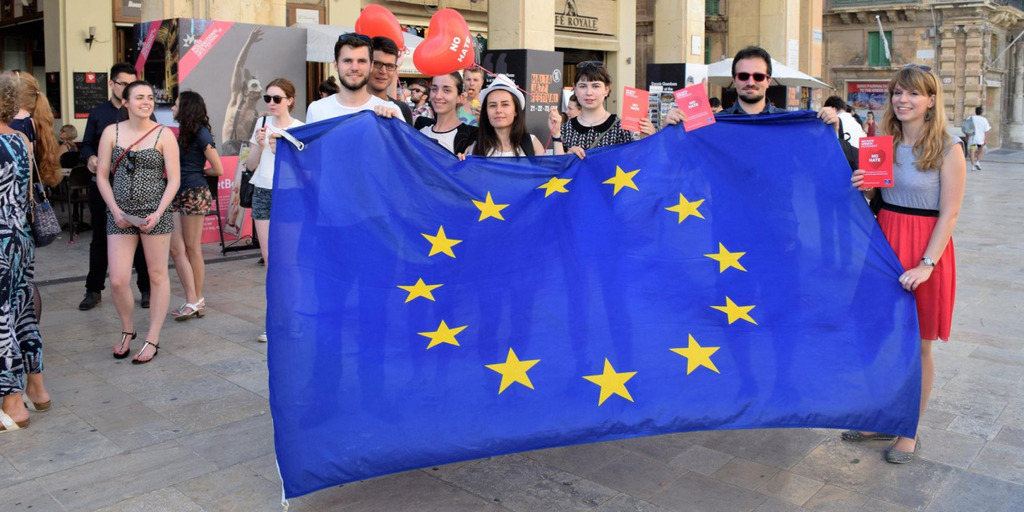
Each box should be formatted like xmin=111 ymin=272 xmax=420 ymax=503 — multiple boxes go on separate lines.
xmin=268 ymin=111 xmax=921 ymax=499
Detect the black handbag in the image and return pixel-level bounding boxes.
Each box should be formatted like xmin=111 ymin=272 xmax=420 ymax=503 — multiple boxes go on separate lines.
xmin=239 ymin=168 xmax=255 ymax=208
xmin=28 ymin=152 xmax=61 ymax=247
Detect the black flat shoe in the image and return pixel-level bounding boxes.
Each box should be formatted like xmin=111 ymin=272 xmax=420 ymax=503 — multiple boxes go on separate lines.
xmin=113 ymin=331 xmax=136 ymax=359
xmin=131 ymin=341 xmax=160 ymax=364
xmin=140 ymin=291 xmax=151 ymax=309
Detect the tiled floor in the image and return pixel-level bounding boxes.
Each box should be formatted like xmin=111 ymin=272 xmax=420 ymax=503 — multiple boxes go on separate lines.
xmin=2 ymin=151 xmax=1022 ymax=511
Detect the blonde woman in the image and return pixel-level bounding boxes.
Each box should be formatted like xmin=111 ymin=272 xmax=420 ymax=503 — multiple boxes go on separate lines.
xmin=843 ymin=64 xmax=967 ymax=464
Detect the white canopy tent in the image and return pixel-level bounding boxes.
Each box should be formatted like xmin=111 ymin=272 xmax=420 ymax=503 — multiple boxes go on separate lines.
xmin=706 ymin=58 xmax=832 ymax=89
xmin=299 ymin=23 xmax=424 ymax=75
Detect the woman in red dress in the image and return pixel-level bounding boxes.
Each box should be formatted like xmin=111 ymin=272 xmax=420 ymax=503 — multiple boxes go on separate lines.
xmin=843 ymin=65 xmax=966 ymax=464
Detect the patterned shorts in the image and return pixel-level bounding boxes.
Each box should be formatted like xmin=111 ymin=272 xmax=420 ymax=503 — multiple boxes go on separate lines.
xmin=252 ymin=186 xmax=272 ymax=221
xmin=172 ymin=185 xmax=213 ymax=216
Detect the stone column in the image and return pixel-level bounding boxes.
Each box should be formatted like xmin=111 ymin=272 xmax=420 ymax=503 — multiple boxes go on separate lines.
xmin=1009 ymin=43 xmax=1024 ymax=148
xmin=653 ymin=0 xmax=705 ymax=64
xmin=488 ymin=0 xmax=555 ymax=50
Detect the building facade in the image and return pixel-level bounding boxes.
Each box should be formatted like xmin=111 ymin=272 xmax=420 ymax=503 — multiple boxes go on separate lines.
xmin=824 ymin=0 xmax=1024 ymax=148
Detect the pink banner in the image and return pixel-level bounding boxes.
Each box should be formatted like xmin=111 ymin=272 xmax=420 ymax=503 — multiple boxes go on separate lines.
xmin=135 ymin=23 xmax=162 ymax=78
xmin=203 ymin=155 xmax=253 ymax=244
xmin=178 ymin=21 xmax=235 ymax=83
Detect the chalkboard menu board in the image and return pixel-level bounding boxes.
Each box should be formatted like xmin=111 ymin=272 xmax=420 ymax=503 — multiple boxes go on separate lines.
xmin=73 ymin=72 xmax=108 ymax=119
xmin=45 ymin=72 xmax=61 ymax=119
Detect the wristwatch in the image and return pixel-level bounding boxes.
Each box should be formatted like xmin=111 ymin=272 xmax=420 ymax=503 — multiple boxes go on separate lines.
xmin=921 ymin=257 xmax=936 ymax=268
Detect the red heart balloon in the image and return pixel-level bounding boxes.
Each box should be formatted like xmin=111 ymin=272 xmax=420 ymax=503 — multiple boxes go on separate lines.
xmin=413 ymin=8 xmax=475 ymax=76
xmin=355 ymin=5 xmax=404 ymax=52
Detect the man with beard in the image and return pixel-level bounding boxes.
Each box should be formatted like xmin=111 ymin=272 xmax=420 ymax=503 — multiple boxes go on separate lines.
xmin=665 ymin=46 xmax=839 ymax=127
xmin=368 ymin=36 xmax=414 ymax=124
xmin=306 ymin=34 xmax=401 ymax=123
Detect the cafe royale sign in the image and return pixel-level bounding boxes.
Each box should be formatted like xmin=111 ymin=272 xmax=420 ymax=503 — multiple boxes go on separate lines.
xmin=555 ymin=0 xmax=615 ymax=36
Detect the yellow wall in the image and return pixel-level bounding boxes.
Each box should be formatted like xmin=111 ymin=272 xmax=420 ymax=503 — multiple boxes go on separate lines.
xmin=46 ymin=0 xmax=117 ymax=135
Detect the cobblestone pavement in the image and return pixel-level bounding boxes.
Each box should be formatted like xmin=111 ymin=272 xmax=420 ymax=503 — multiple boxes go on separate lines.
xmin=1 ymin=151 xmax=1022 ymax=511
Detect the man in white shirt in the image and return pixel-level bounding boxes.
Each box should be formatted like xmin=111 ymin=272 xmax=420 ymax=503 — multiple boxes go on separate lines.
xmin=824 ymin=96 xmax=866 ymax=147
xmin=367 ymin=36 xmax=414 ymax=124
xmin=967 ymin=106 xmax=992 ymax=171
xmin=306 ymin=33 xmax=402 ymax=123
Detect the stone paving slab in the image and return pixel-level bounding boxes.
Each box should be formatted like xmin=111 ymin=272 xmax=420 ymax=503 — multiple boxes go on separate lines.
xmin=1 ymin=159 xmax=1021 ymax=511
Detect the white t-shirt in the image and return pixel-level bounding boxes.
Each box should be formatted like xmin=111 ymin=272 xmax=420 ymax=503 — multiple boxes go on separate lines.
xmin=420 ymin=124 xmax=459 ymax=154
xmin=969 ymin=115 xmax=991 ymax=146
xmin=305 ymin=94 xmax=401 ymax=124
xmin=838 ymin=112 xmax=867 ymax=147
xmin=249 ymin=117 xmax=304 ymax=190
xmin=466 ymin=134 xmax=539 ymax=157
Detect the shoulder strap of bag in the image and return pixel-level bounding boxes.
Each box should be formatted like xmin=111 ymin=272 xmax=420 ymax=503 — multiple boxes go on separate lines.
xmin=587 ymin=116 xmax=618 ymax=149
xmin=111 ymin=124 xmax=163 ymax=173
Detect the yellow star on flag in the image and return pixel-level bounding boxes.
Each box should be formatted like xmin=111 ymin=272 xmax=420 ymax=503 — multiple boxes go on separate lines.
xmin=418 ymin=320 xmax=467 ymax=349
xmin=485 ymin=348 xmax=540 ymax=393
xmin=670 ymin=334 xmax=721 ymax=375
xmin=583 ymin=358 xmax=637 ymax=406
xmin=396 ymin=278 xmax=442 ymax=303
xmin=602 ymin=166 xmax=640 ymax=195
xmin=711 ymin=296 xmax=758 ymax=325
xmin=421 ymin=226 xmax=462 ymax=258
xmin=473 ymin=191 xmax=509 ymax=221
xmin=665 ymin=193 xmax=705 ymax=223
xmin=704 ymin=243 xmax=747 ymax=273
xmin=537 ymin=176 xmax=572 ymax=197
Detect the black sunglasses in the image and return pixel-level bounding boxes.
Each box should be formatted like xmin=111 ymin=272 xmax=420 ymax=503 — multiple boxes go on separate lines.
xmin=125 ymin=149 xmax=136 ymax=173
xmin=735 ymin=72 xmax=769 ymax=82
xmin=264 ymin=95 xmax=286 ymax=104
xmin=339 ymin=32 xmax=371 ymax=44
xmin=409 ymin=87 xmax=426 ymax=94
xmin=903 ymin=63 xmax=933 ymax=72
xmin=577 ymin=60 xmax=604 ymax=70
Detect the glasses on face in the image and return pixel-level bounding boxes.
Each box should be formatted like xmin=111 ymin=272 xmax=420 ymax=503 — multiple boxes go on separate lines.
xmin=112 ymin=80 xmax=129 ymax=87
xmin=903 ymin=63 xmax=933 ymax=72
xmin=372 ymin=61 xmax=397 ymax=72
xmin=410 ymin=88 xmax=426 ymax=95
xmin=264 ymin=95 xmax=286 ymax=104
xmin=735 ymin=72 xmax=769 ymax=82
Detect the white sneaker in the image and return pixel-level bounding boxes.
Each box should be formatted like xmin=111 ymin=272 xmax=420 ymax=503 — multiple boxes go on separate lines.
xmin=974 ymin=163 xmax=981 ymax=170
xmin=257 ymin=332 xmax=268 ymax=343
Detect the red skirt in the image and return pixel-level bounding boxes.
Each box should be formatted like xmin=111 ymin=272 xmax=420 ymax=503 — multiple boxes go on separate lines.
xmin=877 ymin=209 xmax=956 ymax=341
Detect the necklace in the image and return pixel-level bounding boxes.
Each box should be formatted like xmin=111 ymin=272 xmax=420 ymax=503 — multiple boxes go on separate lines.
xmin=577 ymin=112 xmax=610 ymax=128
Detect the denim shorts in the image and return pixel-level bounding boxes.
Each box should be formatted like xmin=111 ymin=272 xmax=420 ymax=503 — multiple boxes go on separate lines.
xmin=252 ymin=186 xmax=272 ymax=220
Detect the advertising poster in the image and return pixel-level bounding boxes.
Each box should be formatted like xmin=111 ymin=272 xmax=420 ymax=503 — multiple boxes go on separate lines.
xmin=135 ymin=18 xmax=306 ymax=245
xmin=847 ymin=81 xmax=889 ymax=118
xmin=479 ymin=49 xmax=564 ymax=145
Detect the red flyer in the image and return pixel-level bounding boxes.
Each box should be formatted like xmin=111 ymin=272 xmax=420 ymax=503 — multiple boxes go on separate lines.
xmin=673 ymin=84 xmax=716 ymax=132
xmin=858 ymin=136 xmax=894 ymax=188
xmin=621 ymin=87 xmax=650 ymax=132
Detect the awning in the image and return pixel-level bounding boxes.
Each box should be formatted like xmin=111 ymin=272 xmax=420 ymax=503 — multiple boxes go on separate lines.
xmin=298 ymin=23 xmax=424 ymax=75
xmin=707 ymin=58 xmax=832 ymax=89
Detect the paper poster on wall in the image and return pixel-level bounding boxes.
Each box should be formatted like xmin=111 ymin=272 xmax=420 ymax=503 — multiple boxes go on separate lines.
xmin=847 ymin=81 xmax=889 ymax=118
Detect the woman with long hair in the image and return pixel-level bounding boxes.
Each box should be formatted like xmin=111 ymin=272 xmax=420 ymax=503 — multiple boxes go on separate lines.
xmin=244 ymin=78 xmax=303 ymax=343
xmin=0 ymin=71 xmax=51 ymax=432
xmin=843 ymin=65 xmax=966 ymax=464
xmin=465 ymin=74 xmax=544 ymax=157
xmin=169 ymin=91 xmax=223 ymax=320
xmin=11 ymin=72 xmax=61 ymax=187
xmin=548 ymin=61 xmax=654 ymax=159
xmin=416 ymin=72 xmax=476 ymax=155
xmin=864 ymin=111 xmax=878 ymax=137
xmin=95 ymin=81 xmax=180 ymax=364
